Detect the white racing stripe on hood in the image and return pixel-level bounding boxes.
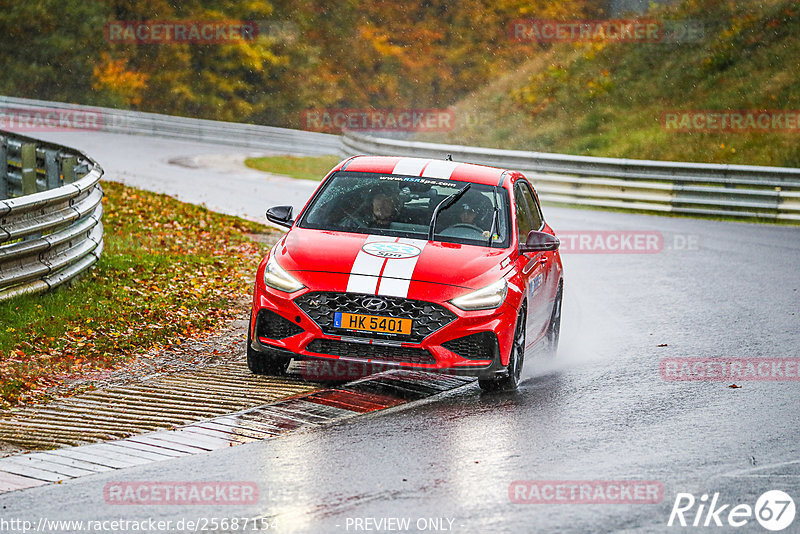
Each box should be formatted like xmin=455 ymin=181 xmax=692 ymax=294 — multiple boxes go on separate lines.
xmin=392 ymin=158 xmax=429 ymax=176
xmin=376 ymin=238 xmax=427 ymax=298
xmin=346 ymin=235 xmax=387 ymax=294
xmin=421 ymin=160 xmax=459 ymax=179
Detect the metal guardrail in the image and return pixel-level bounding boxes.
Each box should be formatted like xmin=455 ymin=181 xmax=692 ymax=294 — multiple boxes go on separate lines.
xmin=0 ymin=130 xmax=103 ymax=301
xmin=0 ymin=95 xmax=341 ymax=156
xmin=342 ymin=130 xmax=800 ymax=222
xmin=3 ymin=95 xmax=798 ymax=222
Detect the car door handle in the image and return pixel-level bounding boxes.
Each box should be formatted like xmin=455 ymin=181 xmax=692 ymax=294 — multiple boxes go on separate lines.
xmin=522 ymin=257 xmax=535 ymax=274
xmin=522 ymin=256 xmax=541 ymax=275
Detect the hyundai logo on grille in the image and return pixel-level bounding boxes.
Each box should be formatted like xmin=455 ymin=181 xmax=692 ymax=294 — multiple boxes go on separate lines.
xmin=361 ymin=297 xmax=389 ymax=312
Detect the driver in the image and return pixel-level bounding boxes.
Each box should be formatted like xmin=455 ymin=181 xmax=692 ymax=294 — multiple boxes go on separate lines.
xmin=456 ymin=192 xmax=492 ymax=228
xmin=445 ymin=192 xmax=494 ymax=239
xmin=458 ymin=202 xmax=481 ymax=226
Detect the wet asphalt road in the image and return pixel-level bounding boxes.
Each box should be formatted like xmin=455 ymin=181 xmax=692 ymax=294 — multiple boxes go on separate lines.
xmin=34 ymin=130 xmax=321 ymax=220
xmin=2 ymin=131 xmax=799 ymax=533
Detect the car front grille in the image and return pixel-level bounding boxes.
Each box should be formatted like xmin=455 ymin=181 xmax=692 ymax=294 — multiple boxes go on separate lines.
xmin=305 ymin=339 xmax=436 ymax=365
xmin=442 ymin=332 xmax=499 ymax=361
xmin=256 ymin=309 xmax=304 ymax=340
xmin=294 ymin=292 xmax=456 ymax=342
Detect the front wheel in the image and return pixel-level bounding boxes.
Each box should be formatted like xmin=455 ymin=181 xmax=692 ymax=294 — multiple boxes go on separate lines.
xmin=247 ymin=313 xmax=291 ymax=375
xmin=479 ymin=308 xmax=526 ymax=392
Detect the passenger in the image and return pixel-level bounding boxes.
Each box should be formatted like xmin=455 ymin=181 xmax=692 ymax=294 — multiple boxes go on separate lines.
xmin=368 ymin=191 xmax=400 ymax=228
xmin=338 ymin=185 xmax=401 ymax=229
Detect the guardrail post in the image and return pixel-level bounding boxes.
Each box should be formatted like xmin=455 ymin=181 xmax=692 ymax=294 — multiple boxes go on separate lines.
xmin=0 ymin=137 xmax=7 ymax=200
xmin=60 ymin=155 xmax=77 ymax=184
xmin=45 ymin=149 xmax=60 ymax=190
xmin=20 ymin=143 xmax=37 ymax=195
xmin=0 ymin=129 xmax=105 ymax=301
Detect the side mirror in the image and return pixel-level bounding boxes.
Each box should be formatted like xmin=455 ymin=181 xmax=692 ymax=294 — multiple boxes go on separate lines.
xmin=519 ymin=230 xmax=560 ymax=253
xmin=266 ymin=205 xmax=294 ymax=228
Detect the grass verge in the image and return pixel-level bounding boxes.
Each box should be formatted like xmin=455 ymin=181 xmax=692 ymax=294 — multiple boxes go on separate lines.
xmin=0 ymin=181 xmax=280 ymax=410
xmin=417 ymin=0 xmax=800 ymax=167
xmin=244 ymin=155 xmax=341 ymax=181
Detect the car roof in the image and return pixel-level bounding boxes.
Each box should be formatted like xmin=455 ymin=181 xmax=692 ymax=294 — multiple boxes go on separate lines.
xmin=335 ymin=156 xmax=515 ymax=187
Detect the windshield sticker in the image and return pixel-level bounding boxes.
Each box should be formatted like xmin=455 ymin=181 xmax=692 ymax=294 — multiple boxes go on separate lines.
xmin=377 ymin=175 xmax=452 ymax=187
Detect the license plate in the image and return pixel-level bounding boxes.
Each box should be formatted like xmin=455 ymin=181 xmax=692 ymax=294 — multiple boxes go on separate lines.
xmin=334 ymin=312 xmax=412 ymax=335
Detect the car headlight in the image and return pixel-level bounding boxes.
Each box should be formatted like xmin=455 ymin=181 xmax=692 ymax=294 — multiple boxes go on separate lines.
xmin=450 ymin=279 xmax=507 ymax=310
xmin=263 ymin=253 xmax=304 ymax=293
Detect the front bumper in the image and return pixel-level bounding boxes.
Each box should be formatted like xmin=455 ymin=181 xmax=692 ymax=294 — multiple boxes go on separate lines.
xmin=250 ymin=283 xmax=518 ymax=378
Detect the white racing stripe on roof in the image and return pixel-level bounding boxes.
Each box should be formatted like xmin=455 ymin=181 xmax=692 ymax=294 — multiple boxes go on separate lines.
xmin=421 ymin=160 xmax=460 ymax=179
xmin=346 ymin=235 xmax=387 ymax=294
xmin=392 ymin=158 xmax=429 ymax=176
xmin=376 ymin=238 xmax=427 ymax=298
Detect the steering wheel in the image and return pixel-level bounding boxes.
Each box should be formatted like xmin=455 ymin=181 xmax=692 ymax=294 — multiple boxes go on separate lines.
xmin=448 ymin=223 xmax=484 ymax=232
xmin=341 ymin=210 xmax=366 ymax=228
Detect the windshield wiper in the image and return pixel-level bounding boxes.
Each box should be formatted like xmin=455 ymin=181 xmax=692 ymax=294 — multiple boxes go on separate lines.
xmin=487 ymin=187 xmax=499 ymax=246
xmin=428 ymin=183 xmax=471 ymax=241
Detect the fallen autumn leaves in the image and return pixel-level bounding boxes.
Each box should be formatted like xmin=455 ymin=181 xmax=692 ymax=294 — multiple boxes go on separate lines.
xmin=0 ymin=181 xmax=281 ymax=410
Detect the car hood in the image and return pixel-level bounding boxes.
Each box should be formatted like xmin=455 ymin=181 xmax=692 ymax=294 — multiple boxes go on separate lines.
xmin=273 ymin=228 xmax=512 ymax=292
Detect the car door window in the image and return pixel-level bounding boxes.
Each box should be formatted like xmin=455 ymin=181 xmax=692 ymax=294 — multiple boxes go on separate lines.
xmin=518 ymin=181 xmax=543 ymax=232
xmin=514 ymin=182 xmax=534 ymax=243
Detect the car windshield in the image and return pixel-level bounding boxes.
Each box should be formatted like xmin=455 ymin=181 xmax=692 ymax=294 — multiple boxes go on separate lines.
xmin=298 ymin=171 xmax=510 ymax=248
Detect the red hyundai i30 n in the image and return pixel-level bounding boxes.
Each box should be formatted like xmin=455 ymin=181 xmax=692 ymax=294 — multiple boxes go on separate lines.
xmin=248 ymin=156 xmax=563 ymax=391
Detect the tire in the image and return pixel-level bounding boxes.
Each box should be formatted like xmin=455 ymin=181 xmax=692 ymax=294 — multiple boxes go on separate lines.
xmin=479 ymin=307 xmax=526 ymax=392
xmin=247 ymin=312 xmax=291 ymax=375
xmin=541 ymin=281 xmax=563 ymax=358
